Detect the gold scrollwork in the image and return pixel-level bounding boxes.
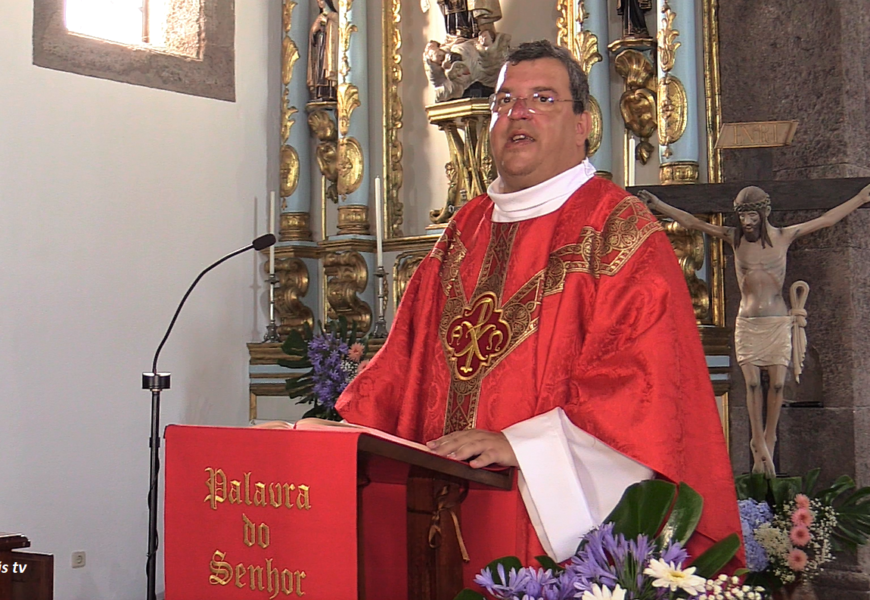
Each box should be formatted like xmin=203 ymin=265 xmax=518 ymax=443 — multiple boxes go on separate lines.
xmin=280 ymin=212 xmax=313 ymax=242
xmin=614 ymin=50 xmax=657 ymax=164
xmin=281 ymin=93 xmax=297 ymax=145
xmin=336 ymin=205 xmax=370 ymax=236
xmin=280 ymin=145 xmax=300 ymax=198
xmin=383 ymin=0 xmax=404 ymax=237
xmin=324 ymin=250 xmax=372 ymax=334
xmin=426 ymin=99 xmax=493 ymax=225
xmin=282 ymin=37 xmax=300 ymax=87
xmin=282 ymin=0 xmax=297 ymax=33
xmin=338 ymin=13 xmax=357 ymax=80
xmin=575 ymin=29 xmax=602 ymax=77
xmin=337 ymin=136 xmax=364 ymax=197
xmin=663 ymin=220 xmax=709 ymax=321
xmin=393 ymin=250 xmax=427 ymax=306
xmin=587 ymin=95 xmax=603 ymax=156
xmin=658 ymin=75 xmax=688 ymax=156
xmin=307 ymin=108 xmax=339 ymax=203
xmin=657 ymin=1 xmax=680 ymax=74
xmin=337 ymin=83 xmax=360 ymax=137
xmin=555 ymin=0 xmax=571 ymax=49
xmin=270 ymin=256 xmax=313 ymax=339
xmin=281 ymin=0 xmax=301 ymax=206
xmin=659 ymin=160 xmax=699 ymax=184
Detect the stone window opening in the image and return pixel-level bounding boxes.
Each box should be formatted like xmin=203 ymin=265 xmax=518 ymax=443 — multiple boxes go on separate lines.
xmin=33 ymin=0 xmax=235 ymax=102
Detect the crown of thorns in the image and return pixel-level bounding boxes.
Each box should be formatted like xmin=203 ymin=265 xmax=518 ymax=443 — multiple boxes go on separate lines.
xmin=734 ymin=197 xmax=770 ymax=213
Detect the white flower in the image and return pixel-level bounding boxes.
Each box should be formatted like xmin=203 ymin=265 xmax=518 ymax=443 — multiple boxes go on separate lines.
xmin=581 ymin=583 xmax=627 ymax=600
xmin=644 ymin=559 xmax=707 ymax=595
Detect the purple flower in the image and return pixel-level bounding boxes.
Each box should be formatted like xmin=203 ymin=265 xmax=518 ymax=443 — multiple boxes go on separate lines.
xmin=307 ymin=331 xmax=352 ymax=408
xmin=738 ymin=499 xmax=772 ymax=572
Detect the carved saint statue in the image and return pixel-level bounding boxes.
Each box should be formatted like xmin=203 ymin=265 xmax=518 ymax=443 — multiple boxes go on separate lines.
xmin=437 ymin=0 xmax=502 ymax=39
xmin=307 ymin=0 xmax=338 ymax=102
xmin=422 ymin=0 xmax=510 ymax=102
xmin=638 ymin=185 xmax=870 ymax=477
xmin=617 ymin=0 xmax=651 ymax=38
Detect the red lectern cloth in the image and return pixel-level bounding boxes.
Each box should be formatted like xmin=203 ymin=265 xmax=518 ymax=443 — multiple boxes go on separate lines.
xmin=165 ymin=426 xmax=520 ymax=599
xmin=164 ymin=426 xmax=361 ymax=600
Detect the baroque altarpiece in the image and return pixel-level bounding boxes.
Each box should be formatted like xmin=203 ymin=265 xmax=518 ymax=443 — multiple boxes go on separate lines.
xmin=250 ymin=0 xmax=729 ymax=424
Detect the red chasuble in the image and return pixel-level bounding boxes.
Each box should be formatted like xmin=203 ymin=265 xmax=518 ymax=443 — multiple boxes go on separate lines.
xmin=336 ymin=177 xmax=744 ymax=570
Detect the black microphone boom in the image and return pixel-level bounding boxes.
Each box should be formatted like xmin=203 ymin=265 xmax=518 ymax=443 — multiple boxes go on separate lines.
xmin=142 ymin=233 xmax=276 ymax=600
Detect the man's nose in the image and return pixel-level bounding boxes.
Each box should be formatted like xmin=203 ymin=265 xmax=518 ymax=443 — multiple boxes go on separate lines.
xmin=507 ymin=98 xmax=533 ymax=119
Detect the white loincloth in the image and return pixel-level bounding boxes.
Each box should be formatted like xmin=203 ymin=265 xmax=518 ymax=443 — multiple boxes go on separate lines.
xmin=735 ymin=316 xmax=792 ymax=367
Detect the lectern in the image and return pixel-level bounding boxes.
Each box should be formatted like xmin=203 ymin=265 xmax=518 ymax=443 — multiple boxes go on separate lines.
xmin=164 ymin=426 xmax=518 ymax=600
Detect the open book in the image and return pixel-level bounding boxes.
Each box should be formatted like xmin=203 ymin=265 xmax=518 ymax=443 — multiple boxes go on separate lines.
xmin=292 ymin=418 xmax=433 ymax=453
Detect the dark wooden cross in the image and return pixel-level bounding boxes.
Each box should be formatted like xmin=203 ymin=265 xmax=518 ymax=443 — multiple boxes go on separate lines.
xmin=629 ymin=177 xmax=870 ymax=214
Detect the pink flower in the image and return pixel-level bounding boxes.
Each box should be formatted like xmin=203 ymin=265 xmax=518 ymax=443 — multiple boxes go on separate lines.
xmin=795 ymin=494 xmax=810 ymax=510
xmin=348 ymin=343 xmax=365 ymax=362
xmin=790 ymin=525 xmax=811 ymax=547
xmin=788 ymin=548 xmax=808 ymax=571
xmin=792 ymin=507 xmax=814 ymax=527
xmin=358 ymin=359 xmax=370 ymax=371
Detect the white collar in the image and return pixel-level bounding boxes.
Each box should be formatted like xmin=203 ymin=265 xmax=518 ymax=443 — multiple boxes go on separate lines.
xmin=487 ymin=160 xmax=597 ymax=223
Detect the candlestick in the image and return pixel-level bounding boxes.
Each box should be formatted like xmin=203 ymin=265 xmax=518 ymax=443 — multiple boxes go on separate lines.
xmin=374 ymin=177 xmax=384 ymax=268
xmin=268 ymin=191 xmax=276 ymax=276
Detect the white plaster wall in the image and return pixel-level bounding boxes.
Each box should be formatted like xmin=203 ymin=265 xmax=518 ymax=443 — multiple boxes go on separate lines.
xmin=0 ymin=2 xmax=277 ymax=599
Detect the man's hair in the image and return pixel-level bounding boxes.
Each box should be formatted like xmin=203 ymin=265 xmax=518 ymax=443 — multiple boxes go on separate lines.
xmin=506 ymin=40 xmax=590 ymax=153
xmin=733 ymin=186 xmax=773 ymax=248
xmin=506 ymin=40 xmax=589 ymax=115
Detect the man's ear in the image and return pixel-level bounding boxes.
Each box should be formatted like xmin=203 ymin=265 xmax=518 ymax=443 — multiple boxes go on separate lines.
xmin=575 ymin=111 xmax=592 ymax=151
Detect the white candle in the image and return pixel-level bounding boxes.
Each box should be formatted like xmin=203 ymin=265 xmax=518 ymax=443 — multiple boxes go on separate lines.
xmin=374 ymin=177 xmax=384 ymax=268
xmin=627 ymin=138 xmax=636 ymax=188
xmin=269 ymin=191 xmax=276 ymax=276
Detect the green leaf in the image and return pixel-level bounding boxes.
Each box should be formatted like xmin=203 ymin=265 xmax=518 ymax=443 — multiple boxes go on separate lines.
xmin=801 ymin=468 xmax=821 ymax=496
xmin=535 ymin=555 xmax=564 ymax=573
xmin=734 ymin=473 xmax=769 ymax=502
xmin=453 ymin=590 xmax=486 ymax=600
xmin=658 ymin=483 xmax=703 ymax=547
xmin=688 ymin=533 xmax=740 ymax=579
xmin=338 ymin=315 xmax=348 ymax=341
xmin=604 ymin=480 xmax=676 ymax=541
xmin=483 ymin=557 xmax=524 ymax=585
xmin=770 ymin=476 xmax=802 ymax=505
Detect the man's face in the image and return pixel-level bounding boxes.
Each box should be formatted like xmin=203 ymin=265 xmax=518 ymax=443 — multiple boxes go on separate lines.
xmin=489 ymin=58 xmax=590 ymax=193
xmin=739 ymin=210 xmax=763 ymax=242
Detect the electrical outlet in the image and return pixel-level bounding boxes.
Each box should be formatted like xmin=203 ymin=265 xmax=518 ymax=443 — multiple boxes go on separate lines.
xmin=71 ymin=551 xmax=86 ymax=569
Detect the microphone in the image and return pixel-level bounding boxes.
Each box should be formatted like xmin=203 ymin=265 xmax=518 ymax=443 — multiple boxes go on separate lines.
xmin=142 ymin=233 xmax=277 ymax=600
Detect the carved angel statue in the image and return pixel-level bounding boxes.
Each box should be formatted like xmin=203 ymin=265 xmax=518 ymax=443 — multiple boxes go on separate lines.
xmin=423 ymin=31 xmax=510 ymax=102
xmin=422 ymin=0 xmax=510 ymax=102
xmin=638 ymin=184 xmax=870 ymax=478
xmin=307 ymin=0 xmax=338 ymax=102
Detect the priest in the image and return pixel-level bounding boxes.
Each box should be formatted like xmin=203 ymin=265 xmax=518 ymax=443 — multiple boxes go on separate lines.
xmin=336 ymin=40 xmax=742 ymax=572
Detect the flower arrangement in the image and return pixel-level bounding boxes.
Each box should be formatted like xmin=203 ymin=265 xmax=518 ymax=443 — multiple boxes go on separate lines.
xmin=455 ymin=480 xmax=743 ymax=600
xmin=278 ymin=317 xmax=367 ymax=421
xmin=735 ymin=468 xmax=870 ymax=592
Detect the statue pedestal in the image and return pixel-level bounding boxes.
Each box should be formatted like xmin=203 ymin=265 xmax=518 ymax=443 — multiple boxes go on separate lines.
xmin=425 ymin=99 xmax=495 ymax=227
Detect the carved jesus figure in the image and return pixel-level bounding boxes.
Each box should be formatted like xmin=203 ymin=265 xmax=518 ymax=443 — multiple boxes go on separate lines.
xmin=638 ymin=184 xmax=870 ymax=477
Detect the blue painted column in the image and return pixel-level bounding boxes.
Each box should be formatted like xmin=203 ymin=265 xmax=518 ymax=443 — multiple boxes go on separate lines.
xmin=656 ymin=0 xmax=700 ymax=184
xmin=335 ymin=0 xmax=372 ymax=238
xmin=279 ymin=0 xmax=314 ymax=242
xmin=583 ymin=0 xmax=613 ymax=179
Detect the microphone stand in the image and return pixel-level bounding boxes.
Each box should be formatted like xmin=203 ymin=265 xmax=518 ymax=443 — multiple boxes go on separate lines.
xmin=142 ymin=234 xmax=275 ymax=600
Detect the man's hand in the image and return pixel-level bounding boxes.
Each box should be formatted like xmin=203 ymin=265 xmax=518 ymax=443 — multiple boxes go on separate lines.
xmin=860 ymin=183 xmax=870 ymax=205
xmin=426 ymin=429 xmax=518 ymax=469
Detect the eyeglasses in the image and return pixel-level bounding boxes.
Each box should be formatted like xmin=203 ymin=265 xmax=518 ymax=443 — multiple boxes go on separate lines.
xmin=488 ymin=92 xmax=574 ymax=115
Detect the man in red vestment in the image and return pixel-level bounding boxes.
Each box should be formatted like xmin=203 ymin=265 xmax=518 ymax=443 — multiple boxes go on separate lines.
xmin=336 ymin=40 xmax=743 ymax=573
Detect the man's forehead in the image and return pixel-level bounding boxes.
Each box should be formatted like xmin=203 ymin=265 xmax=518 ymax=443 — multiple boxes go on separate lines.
xmin=496 ymin=58 xmax=571 ymax=92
